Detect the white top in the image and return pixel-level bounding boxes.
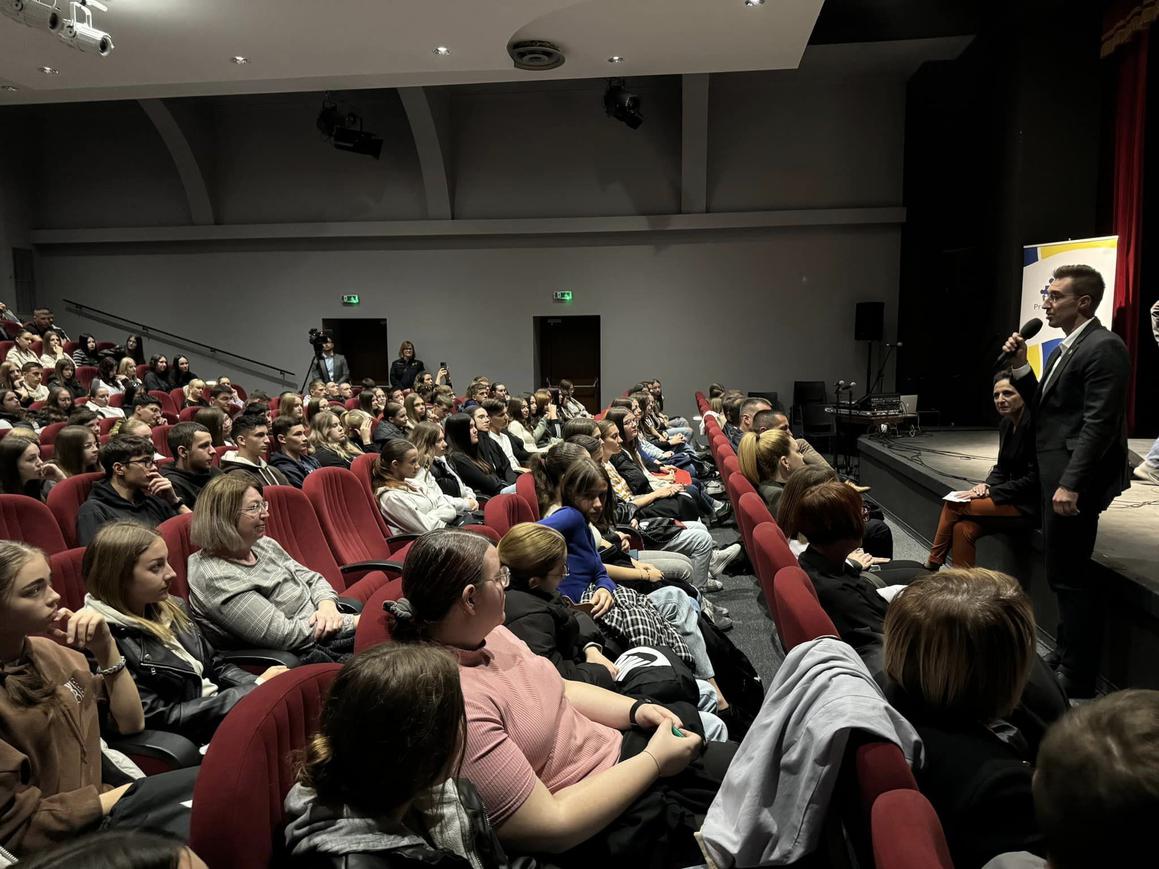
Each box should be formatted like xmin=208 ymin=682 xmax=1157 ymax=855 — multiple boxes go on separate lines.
xmin=489 ymin=430 xmax=521 ymax=470
xmin=4 ymin=347 xmax=39 ymax=369
xmin=414 ymin=466 xmax=474 ymax=513
xmin=86 ymin=401 xmax=125 ymax=419
xmin=507 ymin=419 xmax=543 ymax=454
xmin=376 ymin=480 xmax=459 ymax=535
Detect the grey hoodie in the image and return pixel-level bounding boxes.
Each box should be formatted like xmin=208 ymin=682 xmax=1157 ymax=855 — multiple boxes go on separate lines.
xmin=698 ymin=637 xmax=923 ymax=867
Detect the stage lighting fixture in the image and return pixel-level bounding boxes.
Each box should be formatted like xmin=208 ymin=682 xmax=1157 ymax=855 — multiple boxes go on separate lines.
xmin=1 ymin=0 xmax=63 ymax=33
xmin=604 ymin=78 xmax=643 ymax=129
xmin=316 ymin=95 xmax=384 ymax=160
xmin=59 ymin=1 xmax=113 ymax=56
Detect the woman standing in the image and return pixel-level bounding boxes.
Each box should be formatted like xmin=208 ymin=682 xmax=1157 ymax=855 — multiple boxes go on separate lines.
xmin=388 ymin=340 xmax=426 ymax=391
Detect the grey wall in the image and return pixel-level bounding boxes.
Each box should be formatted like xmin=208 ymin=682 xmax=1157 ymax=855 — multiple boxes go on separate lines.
xmin=1 ymin=42 xmax=929 ymax=419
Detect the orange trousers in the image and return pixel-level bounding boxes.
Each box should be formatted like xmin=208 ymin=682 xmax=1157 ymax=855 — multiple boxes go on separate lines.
xmin=928 ymin=497 xmax=1025 ymax=567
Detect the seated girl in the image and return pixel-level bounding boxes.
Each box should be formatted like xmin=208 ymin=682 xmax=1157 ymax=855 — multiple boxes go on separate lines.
xmin=49 ymin=424 xmax=101 ymax=479
xmin=285 ymin=642 xmax=519 ymax=868
xmin=372 ymin=401 xmax=408 ymax=446
xmin=737 ymin=429 xmax=804 ymax=516
xmin=883 ymin=570 xmax=1043 ymax=869
xmin=470 ymin=405 xmax=518 ymax=484
xmin=0 ymin=542 xmax=194 ymax=856
xmin=0 ymin=435 xmax=66 ymax=500
xmin=187 ymin=475 xmax=358 ymax=663
xmin=410 ymin=421 xmax=479 ymax=513
xmin=444 ymin=412 xmax=516 ymax=500
xmin=926 ymin=372 xmax=1037 ymax=569
xmin=142 ymin=356 xmax=170 ymax=394
xmin=383 ymin=530 xmax=733 ymax=865
xmin=82 ymin=521 xmax=288 ymax=745
xmin=307 ymin=410 xmax=364 ymax=470
xmin=373 ymin=438 xmax=467 ymax=534
xmin=49 ymin=359 xmax=86 ymax=401
xmin=507 ymin=395 xmax=544 ymax=455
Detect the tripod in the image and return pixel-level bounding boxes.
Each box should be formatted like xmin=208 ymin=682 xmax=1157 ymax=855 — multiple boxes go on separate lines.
xmin=300 ymin=352 xmax=325 ymax=396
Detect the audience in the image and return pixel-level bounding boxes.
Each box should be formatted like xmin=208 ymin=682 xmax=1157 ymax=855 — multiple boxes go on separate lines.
xmin=724 ymin=396 xmax=772 ymax=449
xmin=268 ymin=416 xmax=320 ymax=488
xmin=85 ymin=382 xmax=125 ymax=419
xmin=161 ymin=422 xmax=222 ymax=508
xmin=373 ymin=437 xmax=465 ymax=535
xmin=403 ymin=392 xmax=426 ymax=431
xmin=444 ymin=412 xmax=515 ymax=499
xmin=0 ymin=435 xmax=65 ymax=499
xmin=411 ymin=419 xmax=478 ymax=504
xmin=219 ymin=413 xmax=289 ymax=486
xmin=38 ymin=329 xmax=68 ymax=368
xmin=71 ymin=334 xmax=102 ymax=368
xmin=483 ymin=398 xmax=530 ymax=472
xmin=76 ymin=437 xmax=190 ymax=546
xmin=4 ymin=329 xmax=40 ymax=369
xmin=308 ymin=409 xmax=364 ymax=469
xmin=383 ymin=530 xmax=731 ymax=865
xmin=372 ymin=400 xmax=408 ymax=445
xmin=0 ymin=388 xmax=32 ymax=430
xmin=82 ymin=522 xmax=285 ymax=744
xmin=883 ymin=569 xmax=1040 ymax=869
xmin=127 ymin=393 xmax=163 ymax=430
xmin=187 ymin=475 xmax=358 ymax=661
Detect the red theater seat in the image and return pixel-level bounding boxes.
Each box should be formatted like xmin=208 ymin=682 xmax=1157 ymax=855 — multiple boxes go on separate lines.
xmin=46 ymin=471 xmax=104 ymax=548
xmin=483 ymin=492 xmax=536 ymax=538
xmin=735 ymin=490 xmax=773 ymax=555
xmin=773 ymin=565 xmax=836 ymax=651
xmin=157 ymin=512 xmax=196 ymax=600
xmin=0 ymin=494 xmax=67 ymax=555
xmin=353 ymin=577 xmax=405 ymax=653
xmin=48 ymin=547 xmax=88 ymax=610
xmin=515 ymin=472 xmax=540 ymax=520
xmin=871 ymin=789 xmax=954 ymax=869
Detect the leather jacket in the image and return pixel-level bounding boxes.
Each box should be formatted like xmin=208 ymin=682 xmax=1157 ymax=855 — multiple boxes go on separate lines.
xmin=106 ymin=600 xmax=258 ymax=745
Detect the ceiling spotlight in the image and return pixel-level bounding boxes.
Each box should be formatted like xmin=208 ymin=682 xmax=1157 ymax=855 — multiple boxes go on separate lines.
xmin=58 ymin=1 xmax=114 ymax=56
xmin=744 ymin=0 xmax=766 ymax=6
xmin=604 ymin=78 xmax=643 ymax=129
xmin=39 ymin=65 xmax=59 ymax=74
xmin=432 ymin=46 xmax=451 ymax=56
xmin=1 ymin=85 xmax=17 ymax=92
xmin=1 ymin=0 xmax=63 ymax=33
xmin=230 ymin=56 xmax=249 ymax=64
xmin=607 ymin=55 xmax=624 ymax=64
xmin=316 ymin=94 xmax=383 ymax=160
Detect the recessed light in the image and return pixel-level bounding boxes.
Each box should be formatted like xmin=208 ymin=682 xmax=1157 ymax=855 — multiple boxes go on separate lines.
xmin=608 ymin=55 xmax=625 ymax=63
xmin=230 ymin=56 xmax=249 ymax=65
xmin=39 ymin=66 xmax=59 ymax=75
xmin=1 ymin=85 xmax=16 ymax=92
xmin=433 ymin=46 xmax=451 ymax=56
xmin=744 ymin=0 xmax=766 ymax=6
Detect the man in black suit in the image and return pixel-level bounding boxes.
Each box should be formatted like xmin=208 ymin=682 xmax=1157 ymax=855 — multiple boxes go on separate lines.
xmin=1004 ymin=263 xmax=1130 ymax=698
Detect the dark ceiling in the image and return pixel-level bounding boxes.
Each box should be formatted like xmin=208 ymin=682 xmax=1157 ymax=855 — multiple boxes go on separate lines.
xmin=810 ymin=0 xmax=980 ymax=44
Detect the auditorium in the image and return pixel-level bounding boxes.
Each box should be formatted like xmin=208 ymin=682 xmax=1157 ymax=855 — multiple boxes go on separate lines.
xmin=1 ymin=1 xmax=1158 ymax=867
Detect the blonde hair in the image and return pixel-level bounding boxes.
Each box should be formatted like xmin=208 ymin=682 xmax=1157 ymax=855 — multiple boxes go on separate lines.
xmin=0 ymin=542 xmax=57 ymax=707
xmin=7 ymin=427 xmax=39 ymax=444
xmin=190 ymin=474 xmax=257 ymax=555
xmin=497 ymin=523 xmax=566 ymax=591
xmin=737 ymin=429 xmax=794 ymax=486
xmin=308 ymin=411 xmax=362 ymax=461
xmin=342 ymin=409 xmax=372 ymax=438
xmin=883 ymin=568 xmax=1035 ymax=720
xmin=117 ymin=357 xmax=137 ymax=377
xmin=409 ymin=421 xmax=443 ymax=469
xmin=83 ymin=522 xmax=190 ymax=643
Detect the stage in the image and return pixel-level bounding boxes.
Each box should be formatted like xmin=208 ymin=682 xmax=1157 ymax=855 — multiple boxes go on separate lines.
xmin=857 ymin=429 xmax=1159 ymax=691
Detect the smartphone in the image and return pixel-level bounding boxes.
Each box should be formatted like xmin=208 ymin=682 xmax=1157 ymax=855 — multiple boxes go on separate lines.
xmin=439 ymin=361 xmax=447 ymax=370
xmin=628 ymin=549 xmax=639 ymax=560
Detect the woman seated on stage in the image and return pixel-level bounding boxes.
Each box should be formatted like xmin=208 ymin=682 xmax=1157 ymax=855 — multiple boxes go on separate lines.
xmin=383 ymin=530 xmax=732 ymax=865
xmin=925 ymin=371 xmax=1037 ymax=569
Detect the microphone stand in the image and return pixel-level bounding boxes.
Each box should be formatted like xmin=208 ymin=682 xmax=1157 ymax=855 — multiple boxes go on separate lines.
xmin=869 ymin=343 xmax=900 ymax=396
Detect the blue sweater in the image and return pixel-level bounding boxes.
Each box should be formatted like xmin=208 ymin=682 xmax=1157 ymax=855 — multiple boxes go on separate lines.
xmin=539 ymin=507 xmax=616 ymax=600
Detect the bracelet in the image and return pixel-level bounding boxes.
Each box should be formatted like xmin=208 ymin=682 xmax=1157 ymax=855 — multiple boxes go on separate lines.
xmin=96 ymin=656 xmax=126 ymax=677
xmin=642 ymin=749 xmax=662 ymax=775
xmin=629 ymin=698 xmax=651 ymax=727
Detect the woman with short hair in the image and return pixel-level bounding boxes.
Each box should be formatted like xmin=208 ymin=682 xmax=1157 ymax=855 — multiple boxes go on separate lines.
xmin=389 ymin=340 xmax=426 ymax=391
xmin=186 ymin=475 xmax=357 ymax=661
xmin=883 ymin=569 xmax=1042 ymax=869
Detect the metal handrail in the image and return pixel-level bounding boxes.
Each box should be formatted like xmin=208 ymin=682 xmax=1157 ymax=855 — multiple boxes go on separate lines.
xmin=63 ymin=299 xmax=295 ymax=384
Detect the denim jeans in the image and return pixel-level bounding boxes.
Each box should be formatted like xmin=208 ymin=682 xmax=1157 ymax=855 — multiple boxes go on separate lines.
xmin=647 ymin=585 xmax=714 ymax=680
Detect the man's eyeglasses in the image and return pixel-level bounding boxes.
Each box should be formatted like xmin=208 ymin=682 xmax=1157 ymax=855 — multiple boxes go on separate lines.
xmin=124 ymin=457 xmax=156 ymax=469
xmin=239 ymin=500 xmax=271 ymax=516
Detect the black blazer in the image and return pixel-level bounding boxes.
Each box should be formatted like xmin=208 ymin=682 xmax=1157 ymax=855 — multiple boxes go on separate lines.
xmin=984 ymin=402 xmax=1039 ymax=516
xmin=388 ymin=358 xmax=425 ymax=391
xmin=447 ymin=451 xmax=506 ymax=497
xmin=479 ymin=436 xmax=516 ymax=484
xmin=886 ymin=686 xmax=1043 ymax=869
xmin=797 ymin=547 xmax=888 ymax=656
xmin=503 ymin=588 xmax=616 ymax=689
xmin=1013 ymin=318 xmax=1130 ymax=509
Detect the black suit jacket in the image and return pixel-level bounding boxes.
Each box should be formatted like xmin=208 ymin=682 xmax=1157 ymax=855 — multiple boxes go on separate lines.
xmin=1013 ymin=318 xmax=1130 ymax=510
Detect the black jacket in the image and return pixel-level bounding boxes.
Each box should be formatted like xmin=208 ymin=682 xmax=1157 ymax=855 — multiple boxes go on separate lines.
xmin=886 ymin=685 xmax=1042 ymax=869
xmin=75 ymin=479 xmax=182 ymax=546
xmin=610 ymin=450 xmax=699 ymax=522
xmin=447 ymin=452 xmax=506 ymax=498
xmin=143 ymin=371 xmax=171 ymax=394
xmin=503 ymin=588 xmax=616 ymax=689
xmin=388 ymin=358 xmax=425 ymax=391
xmin=1013 ymin=318 xmax=1130 ymax=509
xmin=107 ymin=600 xmax=258 ymax=745
xmin=797 ymin=547 xmax=888 ymax=656
xmin=372 ymin=420 xmax=408 ymax=447
xmin=314 ymin=445 xmax=361 ymax=470
xmin=479 ymin=436 xmax=516 ymax=484
xmin=270 ymin=451 xmax=321 ymax=489
xmin=430 ymin=457 xmax=467 ymax=498
xmin=160 ymin=465 xmax=221 ymax=509
xmin=984 ymin=413 xmax=1039 ymax=516
xmin=219 ymin=455 xmax=290 ymax=487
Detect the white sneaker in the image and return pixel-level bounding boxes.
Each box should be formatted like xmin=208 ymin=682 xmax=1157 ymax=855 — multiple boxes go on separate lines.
xmin=709 ymin=543 xmax=742 ymax=578
xmin=1133 ymin=462 xmax=1159 ymax=485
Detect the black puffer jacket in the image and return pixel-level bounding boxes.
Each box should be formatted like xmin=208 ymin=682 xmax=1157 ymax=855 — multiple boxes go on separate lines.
xmin=98 ymin=598 xmax=258 ymax=744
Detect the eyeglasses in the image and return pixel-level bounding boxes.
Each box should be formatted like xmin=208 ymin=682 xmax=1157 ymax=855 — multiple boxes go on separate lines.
xmin=491 ymin=566 xmax=511 ymax=589
xmin=125 ymin=457 xmax=156 ymax=469
xmin=239 ymin=500 xmax=271 ymax=516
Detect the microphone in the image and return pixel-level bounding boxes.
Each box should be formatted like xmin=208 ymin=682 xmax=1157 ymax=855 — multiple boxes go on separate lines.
xmin=994 ymin=318 xmax=1043 ymax=368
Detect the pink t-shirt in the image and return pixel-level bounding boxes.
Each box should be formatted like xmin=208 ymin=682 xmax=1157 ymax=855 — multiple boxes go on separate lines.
xmin=452 ymin=625 xmax=623 ymax=826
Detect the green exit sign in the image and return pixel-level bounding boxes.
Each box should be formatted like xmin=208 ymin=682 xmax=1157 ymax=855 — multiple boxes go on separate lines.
xmin=341 ymin=294 xmax=360 ymax=305
xmin=553 ymin=291 xmax=573 ymax=303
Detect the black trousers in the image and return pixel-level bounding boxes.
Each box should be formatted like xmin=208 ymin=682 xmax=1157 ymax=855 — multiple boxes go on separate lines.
xmin=1040 ymin=488 xmax=1104 ymax=687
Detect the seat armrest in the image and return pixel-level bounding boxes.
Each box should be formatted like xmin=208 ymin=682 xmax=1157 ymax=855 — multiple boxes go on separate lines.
xmin=339 ymin=560 xmax=404 ymax=574
xmin=386 ymin=533 xmax=420 ymax=549
xmin=219 ymin=648 xmax=301 ymax=668
xmin=336 ymin=597 xmax=363 ymax=614
xmin=110 ymin=730 xmax=201 ymax=769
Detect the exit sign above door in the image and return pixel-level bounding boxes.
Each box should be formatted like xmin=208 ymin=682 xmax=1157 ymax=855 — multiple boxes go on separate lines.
xmin=552 ymin=291 xmax=573 ymax=303
xmin=341 ymin=294 xmax=360 ymax=305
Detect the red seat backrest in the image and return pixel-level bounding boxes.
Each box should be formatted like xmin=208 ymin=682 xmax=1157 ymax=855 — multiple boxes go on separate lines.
xmin=148 ymin=390 xmax=178 ymax=416
xmin=353 ymin=577 xmax=404 ymax=653
xmin=152 ymin=424 xmax=173 ymax=458
xmin=178 ymin=406 xmax=201 ymax=422
xmin=751 ymin=521 xmax=798 ymax=616
xmin=0 ymin=494 xmax=68 ymax=555
xmin=871 ymin=789 xmax=954 ymax=869
xmin=212 ymin=445 xmax=229 ymax=466
xmin=97 ymin=417 xmax=117 ymax=435
xmin=95 ymin=341 xmax=116 ymax=352
xmin=135 ymin=364 xmax=149 ymax=380
xmin=48 ymin=547 xmax=88 ymax=610
xmin=263 ymin=485 xmax=347 ymax=593
xmin=722 ymin=454 xmax=740 ymax=481
xmin=735 ymin=491 xmax=773 ymax=555
xmin=39 ymin=422 xmax=67 ymax=445
xmin=515 ymin=473 xmax=540 ymax=520
xmin=157 ymin=513 xmax=196 ymax=599
xmin=303 ymin=467 xmax=396 ymax=565
xmin=46 ymin=472 xmax=104 ymax=548
xmin=727 ymin=474 xmax=760 ymax=524
xmin=62 ymin=341 xmax=78 ymax=355
xmin=483 ymin=493 xmax=535 ymax=538
xmin=189 ymin=664 xmax=341 ymax=869
xmin=108 ymin=393 xmax=124 ymax=409
xmin=350 ymin=451 xmax=390 ymax=536
xmin=39 ymin=444 xmax=54 ymax=461
xmin=169 ymin=388 xmax=186 ymax=408
xmin=856 ymin=741 xmax=919 ymax=808
xmin=75 ymin=366 xmax=98 ymax=390
xmin=773 ymin=565 xmax=837 ymax=651
xmin=233 ymin=385 xmax=247 ymax=401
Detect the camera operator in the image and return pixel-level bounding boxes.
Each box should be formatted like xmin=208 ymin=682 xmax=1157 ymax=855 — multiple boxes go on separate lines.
xmin=305 ymin=330 xmax=349 ymax=385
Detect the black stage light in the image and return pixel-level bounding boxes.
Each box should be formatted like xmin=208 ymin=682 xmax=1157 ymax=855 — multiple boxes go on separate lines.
xmin=316 ymin=94 xmax=383 ymax=159
xmin=604 ymin=78 xmax=643 ymax=129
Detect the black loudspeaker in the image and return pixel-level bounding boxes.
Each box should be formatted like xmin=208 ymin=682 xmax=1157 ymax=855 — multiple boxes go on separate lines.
xmin=855 ymin=302 xmax=885 ymax=341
